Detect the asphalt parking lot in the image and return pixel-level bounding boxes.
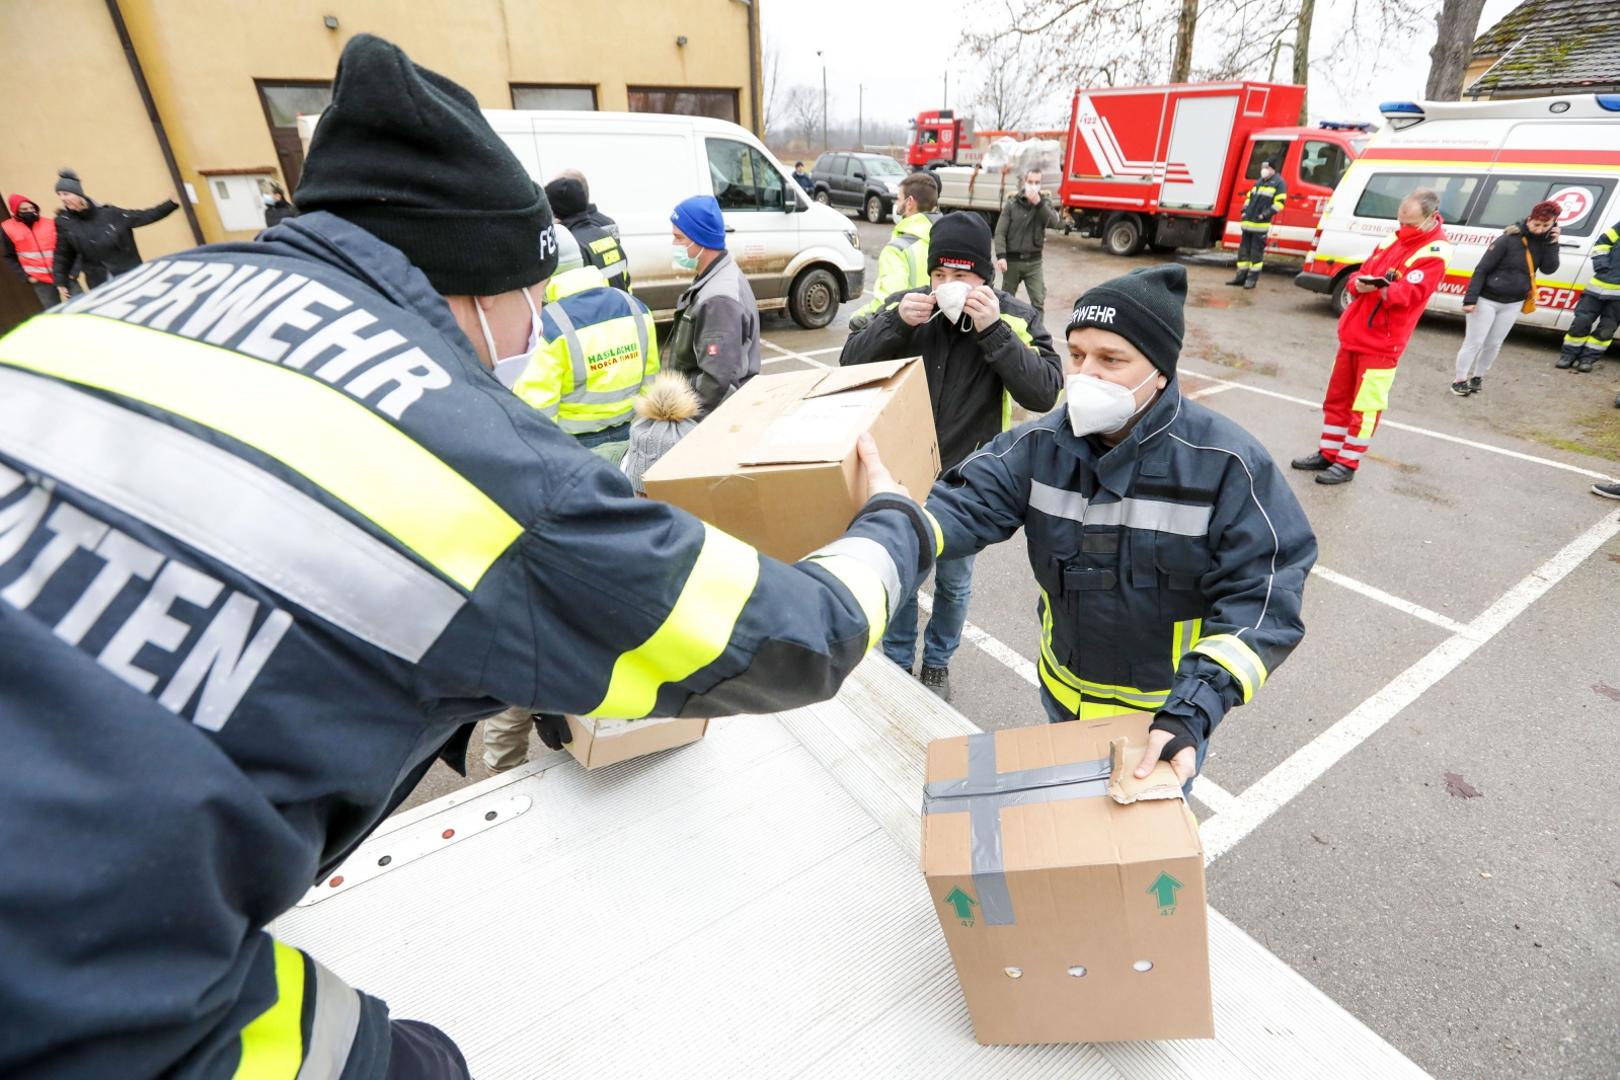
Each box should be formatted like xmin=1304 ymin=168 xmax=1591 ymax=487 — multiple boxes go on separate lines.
xmin=403 ymin=216 xmax=1620 ymax=1079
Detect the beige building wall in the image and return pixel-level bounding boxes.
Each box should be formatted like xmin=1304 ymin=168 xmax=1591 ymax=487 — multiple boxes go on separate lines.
xmin=2 ymin=0 xmax=756 ymax=257
xmin=0 ymin=0 xmax=194 ymax=272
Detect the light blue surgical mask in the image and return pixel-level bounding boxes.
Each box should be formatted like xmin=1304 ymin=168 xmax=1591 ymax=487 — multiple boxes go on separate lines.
xmin=671 ymin=242 xmax=699 ymax=272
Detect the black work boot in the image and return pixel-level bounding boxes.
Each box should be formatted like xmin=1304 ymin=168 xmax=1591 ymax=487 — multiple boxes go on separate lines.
xmin=1555 ymin=350 xmax=1577 ymax=369
xmin=919 ymin=665 xmax=952 ymax=702
xmin=1576 ymin=356 xmax=1595 ymax=373
xmin=1291 ymin=451 xmax=1333 ymax=471
xmin=1226 ymin=268 xmax=1247 ymax=286
xmin=1315 ymin=463 xmax=1356 ymax=485
xmin=1243 ymin=269 xmax=1260 ymax=289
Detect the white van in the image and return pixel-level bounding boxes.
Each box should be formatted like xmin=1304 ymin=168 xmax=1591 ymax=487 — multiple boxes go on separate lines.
xmin=298 ymin=109 xmax=866 ymax=328
xmin=485 ymin=110 xmax=868 ymax=328
xmin=1295 ymin=94 xmax=1620 ymax=328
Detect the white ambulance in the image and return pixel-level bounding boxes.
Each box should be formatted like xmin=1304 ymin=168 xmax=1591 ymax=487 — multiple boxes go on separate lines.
xmin=1294 ymin=94 xmax=1620 ymax=328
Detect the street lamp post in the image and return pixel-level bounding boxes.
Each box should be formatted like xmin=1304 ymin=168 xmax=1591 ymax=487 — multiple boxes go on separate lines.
xmin=817 ymin=50 xmax=828 ymax=152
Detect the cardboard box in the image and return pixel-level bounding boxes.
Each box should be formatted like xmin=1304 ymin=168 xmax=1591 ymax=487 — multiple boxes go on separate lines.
xmin=921 ymin=714 xmax=1213 ymax=1044
xmin=564 ymin=714 xmax=709 ymax=770
xmin=641 ymin=358 xmax=940 ymax=563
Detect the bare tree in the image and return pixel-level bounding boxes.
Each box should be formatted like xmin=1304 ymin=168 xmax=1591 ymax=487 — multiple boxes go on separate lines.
xmin=973 ymin=0 xmax=1424 ymax=124
xmin=783 ymin=85 xmax=822 ymax=149
xmin=761 ymin=42 xmax=785 ymax=140
xmin=966 ymin=37 xmax=1042 ymax=130
xmin=1424 ymin=0 xmax=1490 ymax=100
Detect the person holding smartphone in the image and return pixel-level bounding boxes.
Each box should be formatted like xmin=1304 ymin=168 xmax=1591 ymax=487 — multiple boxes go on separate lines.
xmin=1453 ymin=199 xmax=1561 ymax=395
xmin=1291 ymin=188 xmax=1451 ymax=485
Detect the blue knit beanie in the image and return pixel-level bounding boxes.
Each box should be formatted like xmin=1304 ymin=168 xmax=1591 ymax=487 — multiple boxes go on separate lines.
xmin=671 ymin=195 xmax=727 ymax=250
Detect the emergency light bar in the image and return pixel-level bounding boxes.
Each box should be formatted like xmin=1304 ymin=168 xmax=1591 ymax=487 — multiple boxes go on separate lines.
xmin=1379 ymin=101 xmax=1425 ymax=130
xmin=1598 ymin=95 xmax=1620 ymax=112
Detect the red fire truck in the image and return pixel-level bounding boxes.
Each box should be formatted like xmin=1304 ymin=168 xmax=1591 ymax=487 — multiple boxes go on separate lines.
xmin=906 ymin=110 xmax=971 ymax=168
xmin=1058 ymin=81 xmax=1368 ymax=257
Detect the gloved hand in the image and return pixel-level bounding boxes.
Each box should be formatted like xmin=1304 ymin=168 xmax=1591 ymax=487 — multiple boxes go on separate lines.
xmin=533 ymin=713 xmax=572 ymax=751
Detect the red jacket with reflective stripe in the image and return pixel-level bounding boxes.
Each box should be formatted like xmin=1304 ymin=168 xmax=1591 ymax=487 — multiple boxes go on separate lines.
xmin=1337 ymin=216 xmax=1451 ymax=358
xmin=1 ymin=216 xmax=56 ymax=284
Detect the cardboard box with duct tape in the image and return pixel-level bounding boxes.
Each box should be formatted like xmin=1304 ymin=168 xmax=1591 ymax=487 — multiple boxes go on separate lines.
xmin=922 ymin=713 xmax=1213 ymax=1044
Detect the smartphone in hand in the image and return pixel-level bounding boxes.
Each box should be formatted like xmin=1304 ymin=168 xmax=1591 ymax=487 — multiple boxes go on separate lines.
xmin=1357 ymin=275 xmax=1390 ymax=288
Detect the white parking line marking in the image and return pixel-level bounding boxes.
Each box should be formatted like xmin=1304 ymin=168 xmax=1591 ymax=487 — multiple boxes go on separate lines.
xmin=760 ymin=339 xmax=832 ymax=368
xmin=1311 ymin=565 xmax=1474 ymax=636
xmin=914 ymin=589 xmax=1240 ymax=812
xmin=1177 ymin=361 xmax=1616 ymax=482
xmin=1186 ymin=383 xmax=1240 ymax=401
xmin=1199 ymin=507 xmax=1620 ymax=864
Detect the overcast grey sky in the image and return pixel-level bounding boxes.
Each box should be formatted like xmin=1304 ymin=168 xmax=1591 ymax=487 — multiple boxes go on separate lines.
xmin=761 ymin=0 xmax=1523 ymax=137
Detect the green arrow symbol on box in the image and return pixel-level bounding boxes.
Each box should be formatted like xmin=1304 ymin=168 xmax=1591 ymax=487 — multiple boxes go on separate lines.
xmin=1147 ymin=871 xmax=1183 ymax=911
xmin=944 ymin=887 xmax=979 ymax=921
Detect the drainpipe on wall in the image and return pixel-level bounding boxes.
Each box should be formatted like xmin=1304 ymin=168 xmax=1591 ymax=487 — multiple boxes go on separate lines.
xmin=743 ymin=0 xmax=761 ymax=138
xmin=104 ymin=0 xmax=205 ymax=244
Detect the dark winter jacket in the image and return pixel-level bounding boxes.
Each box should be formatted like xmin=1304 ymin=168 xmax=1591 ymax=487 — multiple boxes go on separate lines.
xmin=1463 ymin=221 xmax=1560 ymax=306
xmin=264 ymin=200 xmax=300 ymax=227
xmin=994 ymin=193 xmax=1063 ymax=259
xmin=926 ymin=382 xmax=1316 ymax=752
xmin=839 ymin=287 xmax=1063 ymax=469
xmin=0 ymin=210 xmax=931 ymax=1078
xmin=666 ymin=250 xmax=760 ymax=415
xmin=52 ymin=198 xmax=178 ymax=287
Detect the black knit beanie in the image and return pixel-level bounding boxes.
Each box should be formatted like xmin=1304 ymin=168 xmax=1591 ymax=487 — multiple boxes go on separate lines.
xmin=1065 ymin=264 xmax=1187 ymax=377
xmin=927 ymin=211 xmax=995 ymax=284
xmin=295 ymin=34 xmax=557 ymax=296
xmin=544 ymin=177 xmax=588 ymax=221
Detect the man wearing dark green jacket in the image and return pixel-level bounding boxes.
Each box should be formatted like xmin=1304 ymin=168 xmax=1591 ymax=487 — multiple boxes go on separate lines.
xmin=993 ymin=167 xmax=1063 ymax=316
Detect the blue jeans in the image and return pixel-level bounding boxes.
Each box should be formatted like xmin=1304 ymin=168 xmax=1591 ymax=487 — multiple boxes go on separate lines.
xmin=1039 ymin=685 xmax=1204 ymax=798
xmin=882 ymin=554 xmax=976 ymax=670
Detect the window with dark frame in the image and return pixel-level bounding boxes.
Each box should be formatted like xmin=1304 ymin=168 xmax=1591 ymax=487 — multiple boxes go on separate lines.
xmin=627 ymin=86 xmax=739 ymax=123
xmin=511 ymin=85 xmax=598 ymax=111
xmin=1353 ymin=172 xmax=1481 ymax=223
xmin=255 ymin=81 xmax=333 ymax=195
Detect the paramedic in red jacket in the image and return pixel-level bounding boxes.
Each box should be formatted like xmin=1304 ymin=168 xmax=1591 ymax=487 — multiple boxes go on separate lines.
xmin=1292 ymin=188 xmax=1451 ymax=486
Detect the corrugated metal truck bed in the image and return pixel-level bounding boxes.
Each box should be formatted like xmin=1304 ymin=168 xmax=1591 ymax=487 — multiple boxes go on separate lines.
xmin=275 ymin=657 xmax=1430 ymax=1079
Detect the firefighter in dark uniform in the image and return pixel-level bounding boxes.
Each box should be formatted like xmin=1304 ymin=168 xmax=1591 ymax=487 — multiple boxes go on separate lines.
xmin=1557 ymin=216 xmax=1620 ymax=374
xmin=0 ymin=36 xmax=934 ymax=1079
xmin=1228 ymin=160 xmax=1287 ymax=290
xmin=546 ymin=174 xmax=632 ymax=293
xmin=926 ymin=265 xmax=1316 ymax=786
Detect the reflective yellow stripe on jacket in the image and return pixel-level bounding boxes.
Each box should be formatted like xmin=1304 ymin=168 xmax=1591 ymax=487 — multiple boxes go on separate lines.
xmin=233 ymin=941 xmax=304 ymax=1080
xmin=1037 ymin=589 xmax=1171 ymax=714
xmin=0 ymin=314 xmax=522 ymax=592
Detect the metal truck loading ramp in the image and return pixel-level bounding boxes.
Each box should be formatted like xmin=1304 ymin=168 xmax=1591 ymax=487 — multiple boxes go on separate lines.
xmin=276 ymin=657 xmax=1430 ymax=1078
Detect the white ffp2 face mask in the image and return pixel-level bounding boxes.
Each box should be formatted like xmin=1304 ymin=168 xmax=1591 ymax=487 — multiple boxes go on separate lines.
xmin=476 ymin=287 xmax=541 ymax=376
xmin=1065 ymin=368 xmax=1159 ymax=437
xmin=932 ymin=280 xmax=973 ymax=331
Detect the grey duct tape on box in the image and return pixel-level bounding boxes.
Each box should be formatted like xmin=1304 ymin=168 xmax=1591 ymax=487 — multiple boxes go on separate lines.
xmin=922 ymin=733 xmax=1112 ymax=927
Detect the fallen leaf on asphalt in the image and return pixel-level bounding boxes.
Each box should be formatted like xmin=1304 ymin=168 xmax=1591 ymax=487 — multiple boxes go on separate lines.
xmin=1444 ymin=772 xmax=1482 ymax=799
xmin=1594 ymin=683 xmax=1620 ymax=702
xmin=1310 ymin=832 xmax=1329 ymax=846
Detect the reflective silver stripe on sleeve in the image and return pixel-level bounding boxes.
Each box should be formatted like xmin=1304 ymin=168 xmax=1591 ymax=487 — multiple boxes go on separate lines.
xmin=556 ymin=415 xmax=628 ymax=434
xmin=295 ymin=955 xmax=362 ymax=1080
xmin=0 ymin=368 xmax=466 ymax=662
xmin=804 ymin=535 xmax=903 ymax=621
xmin=632 ymin=307 xmax=650 ymax=382
xmin=1028 ymin=480 xmax=1211 ymax=536
xmin=545 ymin=303 xmax=589 ymax=392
